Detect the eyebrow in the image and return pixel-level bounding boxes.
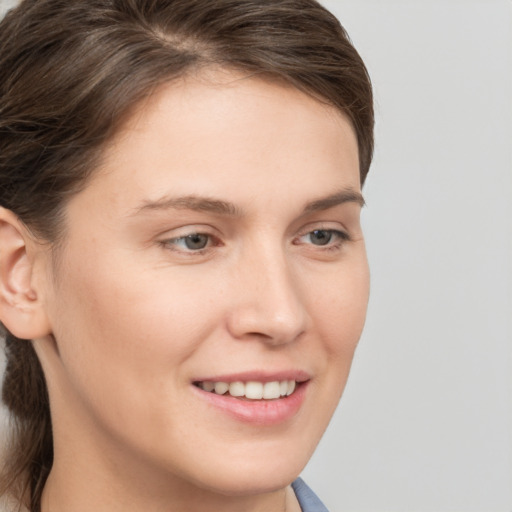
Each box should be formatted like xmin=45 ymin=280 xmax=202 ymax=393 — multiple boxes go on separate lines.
xmin=132 ymin=195 xmax=243 ymax=217
xmin=131 ymin=188 xmax=364 ymax=217
xmin=303 ymin=189 xmax=365 ymax=213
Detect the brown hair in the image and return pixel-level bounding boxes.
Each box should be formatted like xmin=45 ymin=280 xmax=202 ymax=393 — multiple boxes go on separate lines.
xmin=0 ymin=0 xmax=374 ymax=510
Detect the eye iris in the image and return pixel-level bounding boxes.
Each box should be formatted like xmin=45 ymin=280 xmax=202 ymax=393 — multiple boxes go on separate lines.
xmin=310 ymin=230 xmax=332 ymax=246
xmin=185 ymin=234 xmax=208 ymax=250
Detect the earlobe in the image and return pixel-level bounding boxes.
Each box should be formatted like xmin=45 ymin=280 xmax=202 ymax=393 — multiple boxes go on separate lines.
xmin=0 ymin=207 xmax=52 ymax=340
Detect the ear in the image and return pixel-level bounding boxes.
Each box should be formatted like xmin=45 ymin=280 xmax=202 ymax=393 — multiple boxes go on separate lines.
xmin=0 ymin=207 xmax=52 ymax=340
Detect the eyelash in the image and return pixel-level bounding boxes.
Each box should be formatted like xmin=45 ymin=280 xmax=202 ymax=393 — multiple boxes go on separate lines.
xmin=160 ymin=233 xmax=220 ymax=254
xmin=160 ymin=227 xmax=351 ymax=256
xmin=295 ymin=228 xmax=351 ymax=251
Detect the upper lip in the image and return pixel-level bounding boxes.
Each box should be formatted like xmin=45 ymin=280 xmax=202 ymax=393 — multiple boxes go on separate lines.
xmin=192 ymin=370 xmax=311 ymax=384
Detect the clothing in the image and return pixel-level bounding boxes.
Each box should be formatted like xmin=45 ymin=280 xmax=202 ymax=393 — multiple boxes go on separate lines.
xmin=292 ymin=478 xmax=329 ymax=512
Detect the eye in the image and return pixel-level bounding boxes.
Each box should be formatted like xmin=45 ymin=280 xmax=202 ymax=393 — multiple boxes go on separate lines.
xmin=164 ymin=233 xmax=212 ymax=252
xmin=294 ymin=229 xmax=350 ymax=251
xmin=181 ymin=233 xmax=209 ymax=250
xmin=307 ymin=229 xmax=334 ymax=246
xmin=299 ymin=229 xmax=349 ymax=247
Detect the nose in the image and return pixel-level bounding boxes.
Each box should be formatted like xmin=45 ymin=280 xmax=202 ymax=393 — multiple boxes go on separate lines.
xmin=226 ymin=245 xmax=307 ymax=346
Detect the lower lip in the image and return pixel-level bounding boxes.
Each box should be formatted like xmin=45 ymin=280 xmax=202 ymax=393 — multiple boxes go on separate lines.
xmin=193 ymin=382 xmax=308 ymax=426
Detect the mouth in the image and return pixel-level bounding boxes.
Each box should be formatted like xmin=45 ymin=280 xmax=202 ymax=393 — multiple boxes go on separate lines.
xmin=193 ymin=379 xmax=297 ymax=400
xmin=191 ymin=372 xmax=310 ymax=424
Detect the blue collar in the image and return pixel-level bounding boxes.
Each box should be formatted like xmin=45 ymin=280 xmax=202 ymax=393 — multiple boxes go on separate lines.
xmin=292 ymin=478 xmax=329 ymax=512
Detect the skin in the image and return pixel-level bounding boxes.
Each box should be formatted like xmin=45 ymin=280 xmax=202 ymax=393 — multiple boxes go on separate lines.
xmin=0 ymin=71 xmax=369 ymax=512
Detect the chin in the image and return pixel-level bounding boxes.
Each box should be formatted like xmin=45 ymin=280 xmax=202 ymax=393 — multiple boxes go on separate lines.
xmin=197 ymin=469 xmax=300 ymax=498
xmin=181 ymin=440 xmax=313 ymax=497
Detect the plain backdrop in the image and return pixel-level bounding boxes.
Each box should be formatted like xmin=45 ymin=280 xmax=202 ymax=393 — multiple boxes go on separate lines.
xmin=1 ymin=1 xmax=511 ymax=511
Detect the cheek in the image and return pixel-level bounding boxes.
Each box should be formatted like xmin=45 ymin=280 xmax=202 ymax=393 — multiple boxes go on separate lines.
xmin=49 ymin=253 xmax=233 ymax=426
xmin=312 ymin=256 xmax=370 ymax=358
xmin=54 ymin=271 xmax=205 ymax=372
xmin=45 ymin=250 xmax=227 ymax=445
xmin=290 ymin=257 xmax=369 ymax=456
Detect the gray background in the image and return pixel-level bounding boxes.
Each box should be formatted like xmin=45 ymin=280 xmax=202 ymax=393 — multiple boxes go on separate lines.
xmin=302 ymin=1 xmax=512 ymax=511
xmin=1 ymin=0 xmax=511 ymax=511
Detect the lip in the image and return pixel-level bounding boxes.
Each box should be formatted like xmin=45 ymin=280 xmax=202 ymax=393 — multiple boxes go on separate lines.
xmin=191 ymin=370 xmax=311 ymax=426
xmin=193 ymin=370 xmax=311 ymax=384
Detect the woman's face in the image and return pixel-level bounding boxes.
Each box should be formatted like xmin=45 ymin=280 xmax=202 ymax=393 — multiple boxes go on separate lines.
xmin=37 ymin=72 xmax=369 ymax=500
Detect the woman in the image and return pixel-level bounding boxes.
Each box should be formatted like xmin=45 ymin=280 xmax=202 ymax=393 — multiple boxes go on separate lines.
xmin=0 ymin=0 xmax=374 ymax=511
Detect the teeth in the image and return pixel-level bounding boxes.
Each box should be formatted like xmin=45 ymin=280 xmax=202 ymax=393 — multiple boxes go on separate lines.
xmin=202 ymin=381 xmax=215 ymax=392
xmin=263 ymin=381 xmax=281 ymax=399
xmin=198 ymin=379 xmax=299 ymax=399
xmin=229 ymin=381 xmax=245 ymax=397
xmin=214 ymin=382 xmax=229 ymax=395
xmin=245 ymin=381 xmax=263 ymax=399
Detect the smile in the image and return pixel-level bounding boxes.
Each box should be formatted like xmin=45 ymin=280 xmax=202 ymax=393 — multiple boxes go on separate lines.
xmin=195 ymin=380 xmax=296 ymax=400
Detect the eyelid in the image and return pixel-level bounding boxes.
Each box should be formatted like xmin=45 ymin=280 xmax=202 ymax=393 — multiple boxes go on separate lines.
xmin=157 ymin=223 xmax=220 ymax=240
xmin=296 ymin=229 xmax=349 ymax=243
xmin=295 ymin=221 xmax=351 ymax=239
xmin=158 ymin=225 xmax=222 ymax=254
xmin=292 ymin=223 xmax=352 ymax=252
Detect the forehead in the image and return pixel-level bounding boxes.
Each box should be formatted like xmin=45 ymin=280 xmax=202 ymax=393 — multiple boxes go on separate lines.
xmin=75 ymin=70 xmax=360 ymax=218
